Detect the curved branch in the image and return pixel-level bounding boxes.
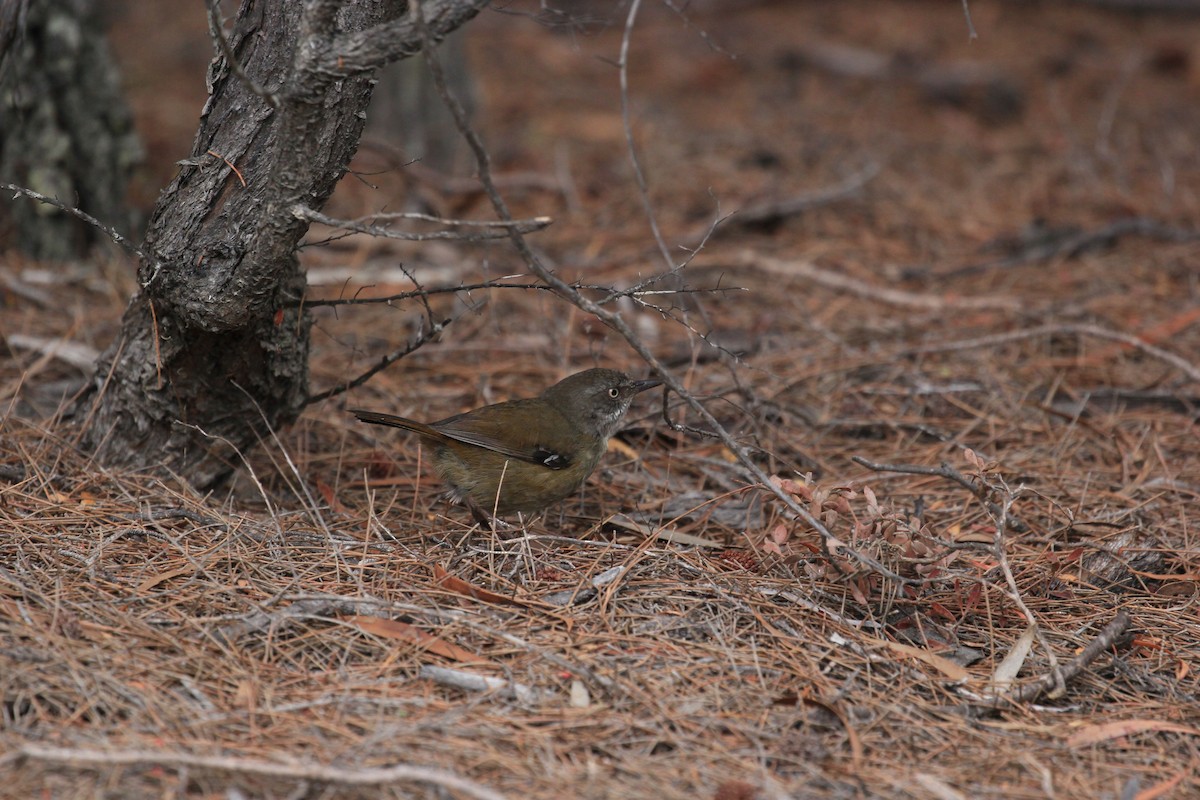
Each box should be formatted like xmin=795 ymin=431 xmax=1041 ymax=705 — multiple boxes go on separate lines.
xmin=327 ymin=0 xmax=491 ymax=76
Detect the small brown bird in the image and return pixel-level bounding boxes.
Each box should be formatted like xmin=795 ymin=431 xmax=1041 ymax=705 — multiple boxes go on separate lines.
xmin=352 ymin=368 xmax=661 ymax=522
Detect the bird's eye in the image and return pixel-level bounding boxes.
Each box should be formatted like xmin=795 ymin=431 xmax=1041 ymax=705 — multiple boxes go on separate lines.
xmin=608 ymin=387 xmax=620 ymax=399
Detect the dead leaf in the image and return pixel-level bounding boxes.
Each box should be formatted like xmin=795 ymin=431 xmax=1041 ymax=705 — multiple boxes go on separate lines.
xmin=569 ymin=679 xmax=590 ymax=709
xmin=991 ymin=623 xmax=1036 ymax=686
xmin=1157 ymin=581 xmax=1198 ymax=598
xmin=349 ymin=615 xmax=483 ymax=663
xmin=1066 ymin=719 xmax=1200 ymax=747
xmin=954 ymin=528 xmax=994 ymax=544
xmin=606 ymin=438 xmax=640 ymax=460
xmin=315 ymin=478 xmax=347 ymax=513
xmin=433 ymin=565 xmax=529 ymax=607
xmin=872 ymin=638 xmax=971 ymax=682
xmin=1134 ymin=764 xmax=1191 ymax=800
xmin=235 ymin=679 xmax=257 ymax=712
xmin=136 ymin=566 xmax=194 ymax=593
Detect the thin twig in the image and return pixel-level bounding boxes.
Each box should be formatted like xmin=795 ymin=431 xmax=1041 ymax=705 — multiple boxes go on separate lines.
xmin=5 ymin=743 xmax=507 ymax=800
xmin=658 ymin=384 xmax=723 ymax=441
xmin=961 ymin=0 xmax=978 ymax=39
xmin=295 ymin=278 xmax=544 ymax=308
xmin=123 ymin=507 xmax=228 ymax=531
xmin=685 ymin=162 xmax=880 ymax=247
xmin=305 ymin=316 xmax=452 ymax=405
xmin=295 ymin=277 xmax=727 ymax=310
xmin=1 ymin=182 xmax=143 ymax=259
xmin=743 ymin=253 xmax=1021 ymax=312
xmin=904 ymin=322 xmax=1200 ymax=384
xmin=852 ymin=457 xmax=1029 ymax=533
xmin=935 ymin=217 xmax=1200 ymax=281
xmin=294 ymin=204 xmax=552 ymax=242
xmin=989 ymin=485 xmax=1061 ymax=687
xmin=618 ymin=0 xmax=673 ymax=270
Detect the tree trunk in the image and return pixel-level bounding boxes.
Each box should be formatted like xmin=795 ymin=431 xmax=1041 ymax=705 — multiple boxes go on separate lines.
xmin=0 ymin=0 xmax=140 ymax=260
xmin=73 ymin=0 xmax=489 ymax=488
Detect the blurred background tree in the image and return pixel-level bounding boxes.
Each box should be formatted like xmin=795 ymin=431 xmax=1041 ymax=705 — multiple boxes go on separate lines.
xmin=0 ymin=0 xmax=140 ymax=261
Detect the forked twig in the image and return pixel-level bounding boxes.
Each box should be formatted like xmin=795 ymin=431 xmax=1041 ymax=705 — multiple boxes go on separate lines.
xmin=852 ymin=456 xmax=1029 ymax=533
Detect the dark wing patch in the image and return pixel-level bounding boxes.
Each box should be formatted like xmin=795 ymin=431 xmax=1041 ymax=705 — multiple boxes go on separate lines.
xmin=533 ymin=447 xmax=571 ymax=470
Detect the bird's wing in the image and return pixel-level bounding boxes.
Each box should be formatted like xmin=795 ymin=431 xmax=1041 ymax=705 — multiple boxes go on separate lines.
xmin=351 ymin=410 xmax=455 ymax=443
xmin=433 ymin=400 xmax=576 ymax=470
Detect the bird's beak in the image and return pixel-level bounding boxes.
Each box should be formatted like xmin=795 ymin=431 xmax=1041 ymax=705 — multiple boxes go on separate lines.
xmin=631 ymin=378 xmax=662 ymax=394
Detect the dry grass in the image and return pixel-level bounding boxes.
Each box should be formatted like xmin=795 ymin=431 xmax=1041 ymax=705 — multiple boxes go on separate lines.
xmin=4 ymin=1 xmax=1200 ymax=798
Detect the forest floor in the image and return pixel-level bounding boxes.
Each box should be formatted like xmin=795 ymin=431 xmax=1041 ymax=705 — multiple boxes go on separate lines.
xmin=4 ymin=1 xmax=1200 ymax=798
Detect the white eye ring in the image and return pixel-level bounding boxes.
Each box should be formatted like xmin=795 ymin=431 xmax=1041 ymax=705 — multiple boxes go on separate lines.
xmin=608 ymin=387 xmax=620 ymax=399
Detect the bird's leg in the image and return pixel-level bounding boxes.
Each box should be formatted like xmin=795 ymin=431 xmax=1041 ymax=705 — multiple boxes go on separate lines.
xmin=465 ymin=497 xmax=498 ymax=529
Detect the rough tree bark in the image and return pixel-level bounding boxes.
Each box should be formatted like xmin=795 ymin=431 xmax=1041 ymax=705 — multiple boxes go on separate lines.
xmin=73 ymin=0 xmax=489 ymax=487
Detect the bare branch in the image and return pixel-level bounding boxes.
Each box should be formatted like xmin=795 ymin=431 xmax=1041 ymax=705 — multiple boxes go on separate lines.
xmin=5 ymin=743 xmax=508 ymax=800
xmin=684 ymin=162 xmax=880 ymax=247
xmin=852 ymin=456 xmax=1030 ymax=533
xmin=294 ymin=204 xmax=552 ymax=242
xmin=326 ymin=0 xmax=490 ymax=76
xmin=905 ymin=322 xmax=1200 ymax=384
xmin=618 ymin=0 xmax=673 ymax=269
xmin=1 ymin=182 xmax=143 ymax=259
xmin=297 ymin=278 xmax=546 ymax=308
xmin=998 ymin=609 xmax=1131 ymax=705
xmin=306 ymin=315 xmax=453 ymax=406
xmin=295 ymin=275 xmax=729 ymax=316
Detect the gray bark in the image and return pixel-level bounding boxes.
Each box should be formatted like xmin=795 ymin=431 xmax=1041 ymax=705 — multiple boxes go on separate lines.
xmin=73 ymin=0 xmax=489 ymax=487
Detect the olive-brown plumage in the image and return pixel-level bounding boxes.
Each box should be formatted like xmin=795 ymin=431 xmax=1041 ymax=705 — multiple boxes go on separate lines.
xmin=352 ymin=368 xmax=660 ymax=520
